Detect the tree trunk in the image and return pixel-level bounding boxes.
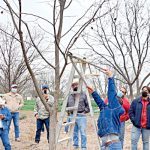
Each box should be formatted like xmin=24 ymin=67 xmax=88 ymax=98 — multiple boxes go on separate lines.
xmin=49 ymin=42 xmax=60 ymax=150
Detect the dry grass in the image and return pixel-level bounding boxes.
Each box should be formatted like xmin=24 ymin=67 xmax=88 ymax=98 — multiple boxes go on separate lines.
xmin=0 ymin=111 xmax=143 ymax=150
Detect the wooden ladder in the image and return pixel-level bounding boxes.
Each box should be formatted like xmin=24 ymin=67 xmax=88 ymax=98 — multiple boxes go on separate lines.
xmin=56 ymin=54 xmax=101 ymax=150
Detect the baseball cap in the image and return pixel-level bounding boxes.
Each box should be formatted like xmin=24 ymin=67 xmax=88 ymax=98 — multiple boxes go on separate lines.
xmin=42 ymin=85 xmax=49 ymax=89
xmin=72 ymin=78 xmax=79 ymax=86
xmin=11 ymin=84 xmax=18 ymax=88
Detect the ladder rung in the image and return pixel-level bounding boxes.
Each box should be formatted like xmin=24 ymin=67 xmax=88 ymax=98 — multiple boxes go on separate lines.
xmin=58 ymin=137 xmax=72 ymax=143
xmin=62 ymin=121 xmax=75 ymax=127
xmin=74 ymin=74 xmax=99 ymax=78
xmin=66 ymin=106 xmax=78 ymax=111
xmin=70 ymin=91 xmax=81 ymax=94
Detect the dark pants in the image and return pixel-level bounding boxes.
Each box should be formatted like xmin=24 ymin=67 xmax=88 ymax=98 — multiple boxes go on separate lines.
xmin=0 ymin=128 xmax=11 ymax=150
xmin=35 ymin=118 xmax=49 ymax=142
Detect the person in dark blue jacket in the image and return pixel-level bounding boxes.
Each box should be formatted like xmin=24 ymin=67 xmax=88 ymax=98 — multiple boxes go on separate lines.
xmin=129 ymin=86 xmax=150 ymax=150
xmin=87 ymin=69 xmax=124 ymax=150
xmin=0 ymin=97 xmax=11 ymax=150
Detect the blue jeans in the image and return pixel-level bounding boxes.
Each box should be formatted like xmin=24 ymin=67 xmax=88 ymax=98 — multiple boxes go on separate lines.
xmin=0 ymin=128 xmax=11 ymax=150
xmin=8 ymin=112 xmax=20 ymax=138
xmin=35 ymin=117 xmax=49 ymax=142
xmin=41 ymin=125 xmax=44 ymax=132
xmin=131 ymin=125 xmax=150 ymax=150
xmin=101 ymin=141 xmax=122 ymax=150
xmin=73 ymin=114 xmax=87 ymax=149
xmin=119 ymin=122 xmax=125 ymax=148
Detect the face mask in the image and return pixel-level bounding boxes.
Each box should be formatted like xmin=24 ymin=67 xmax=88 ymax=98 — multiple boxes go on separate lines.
xmin=117 ymin=90 xmax=123 ymax=98
xmin=43 ymin=90 xmax=47 ymax=94
xmin=142 ymin=91 xmax=148 ymax=97
xmin=73 ymin=87 xmax=78 ymax=91
xmin=11 ymin=88 xmax=17 ymax=93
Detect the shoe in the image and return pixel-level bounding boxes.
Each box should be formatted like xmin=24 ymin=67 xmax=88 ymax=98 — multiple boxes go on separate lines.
xmin=35 ymin=140 xmax=39 ymax=144
xmin=74 ymin=146 xmax=79 ymax=149
xmin=15 ymin=138 xmax=21 ymax=142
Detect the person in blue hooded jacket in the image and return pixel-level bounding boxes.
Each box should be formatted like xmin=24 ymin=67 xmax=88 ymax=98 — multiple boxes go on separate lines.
xmin=87 ymin=69 xmax=124 ymax=150
xmin=0 ymin=97 xmax=11 ymax=150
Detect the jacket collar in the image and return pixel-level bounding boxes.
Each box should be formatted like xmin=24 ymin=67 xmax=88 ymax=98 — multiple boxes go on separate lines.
xmin=137 ymin=96 xmax=150 ymax=103
xmin=8 ymin=92 xmax=19 ymax=96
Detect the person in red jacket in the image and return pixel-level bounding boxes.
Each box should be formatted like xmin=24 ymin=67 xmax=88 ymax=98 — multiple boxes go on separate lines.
xmin=104 ymin=87 xmax=130 ymax=148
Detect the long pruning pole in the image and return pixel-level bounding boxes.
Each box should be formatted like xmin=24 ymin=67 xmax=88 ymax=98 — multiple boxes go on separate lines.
xmin=68 ymin=52 xmax=106 ymax=72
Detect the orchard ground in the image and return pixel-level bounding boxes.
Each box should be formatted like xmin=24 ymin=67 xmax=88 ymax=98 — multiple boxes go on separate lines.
xmin=0 ymin=100 xmax=144 ymax=150
xmin=0 ymin=110 xmax=143 ymax=150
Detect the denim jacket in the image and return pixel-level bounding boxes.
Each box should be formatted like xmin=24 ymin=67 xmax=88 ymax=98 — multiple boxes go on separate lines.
xmin=129 ymin=96 xmax=150 ymax=129
xmin=91 ymin=77 xmax=124 ymax=137
xmin=0 ymin=106 xmax=11 ymax=130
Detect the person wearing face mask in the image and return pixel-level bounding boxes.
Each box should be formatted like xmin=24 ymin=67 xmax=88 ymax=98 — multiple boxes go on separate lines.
xmin=66 ymin=79 xmax=90 ymax=150
xmin=129 ymin=86 xmax=150 ymax=150
xmin=87 ymin=69 xmax=124 ymax=150
xmin=34 ymin=84 xmax=54 ymax=144
xmin=0 ymin=97 xmax=11 ymax=150
xmin=104 ymin=87 xmax=130 ymax=148
xmin=3 ymin=84 xmax=24 ymax=142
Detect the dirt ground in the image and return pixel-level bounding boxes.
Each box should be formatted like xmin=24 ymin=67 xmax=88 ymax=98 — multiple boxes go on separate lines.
xmin=0 ymin=111 xmax=143 ymax=150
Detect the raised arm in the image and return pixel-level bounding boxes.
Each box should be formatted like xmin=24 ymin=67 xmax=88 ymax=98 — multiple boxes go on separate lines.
xmin=107 ymin=77 xmax=121 ymax=109
xmin=101 ymin=69 xmax=121 ymax=109
xmin=87 ymin=86 xmax=106 ymax=110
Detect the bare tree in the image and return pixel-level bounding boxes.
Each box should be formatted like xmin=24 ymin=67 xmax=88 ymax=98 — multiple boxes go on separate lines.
xmin=1 ymin=0 xmax=110 ymax=149
xmin=0 ymin=27 xmax=40 ymax=93
xmin=83 ymin=0 xmax=150 ymax=99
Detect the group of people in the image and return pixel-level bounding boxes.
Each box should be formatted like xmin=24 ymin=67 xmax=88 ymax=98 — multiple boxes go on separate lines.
xmin=0 ymin=84 xmax=54 ymax=150
xmin=66 ymin=69 xmax=150 ymax=150
xmin=0 ymin=84 xmax=24 ymax=150
xmin=0 ymin=69 xmax=150 ymax=150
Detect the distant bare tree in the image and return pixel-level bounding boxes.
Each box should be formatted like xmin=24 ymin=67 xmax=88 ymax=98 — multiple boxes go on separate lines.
xmin=0 ymin=27 xmax=40 ymax=93
xmin=83 ymin=0 xmax=150 ymax=99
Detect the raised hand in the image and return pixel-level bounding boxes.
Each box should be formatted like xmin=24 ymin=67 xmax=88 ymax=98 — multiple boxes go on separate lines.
xmin=86 ymin=86 xmax=94 ymax=94
xmin=101 ymin=68 xmax=113 ymax=78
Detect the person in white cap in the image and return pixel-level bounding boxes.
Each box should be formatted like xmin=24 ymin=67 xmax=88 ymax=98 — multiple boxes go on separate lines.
xmin=66 ymin=79 xmax=90 ymax=150
xmin=3 ymin=84 xmax=24 ymax=142
xmin=0 ymin=97 xmax=11 ymax=150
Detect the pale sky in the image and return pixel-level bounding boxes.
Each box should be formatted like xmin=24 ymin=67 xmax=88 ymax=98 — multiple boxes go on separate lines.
xmin=0 ymin=0 xmax=149 ymax=90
